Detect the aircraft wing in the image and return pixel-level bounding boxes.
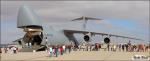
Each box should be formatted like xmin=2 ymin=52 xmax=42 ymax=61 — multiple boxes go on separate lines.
xmin=72 ymin=16 xmax=102 ymax=21
xmin=64 ymin=29 xmax=142 ymax=41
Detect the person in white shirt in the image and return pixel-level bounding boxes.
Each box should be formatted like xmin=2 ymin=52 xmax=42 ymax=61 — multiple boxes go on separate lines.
xmin=45 ymin=37 xmax=48 ymax=48
xmin=12 ymin=47 xmax=17 ymax=54
xmin=29 ymin=43 xmax=32 ymax=48
xmin=62 ymin=45 xmax=66 ymax=53
xmin=49 ymin=46 xmax=53 ymax=57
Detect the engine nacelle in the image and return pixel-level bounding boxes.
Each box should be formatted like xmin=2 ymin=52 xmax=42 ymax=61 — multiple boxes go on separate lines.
xmin=104 ymin=37 xmax=110 ymax=44
xmin=84 ymin=35 xmax=90 ymax=42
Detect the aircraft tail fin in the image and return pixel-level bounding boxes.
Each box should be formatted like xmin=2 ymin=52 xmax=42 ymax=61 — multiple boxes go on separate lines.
xmin=17 ymin=5 xmax=42 ymax=28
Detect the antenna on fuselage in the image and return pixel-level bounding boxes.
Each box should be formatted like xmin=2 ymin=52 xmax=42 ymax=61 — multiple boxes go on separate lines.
xmin=72 ymin=16 xmax=102 ymax=30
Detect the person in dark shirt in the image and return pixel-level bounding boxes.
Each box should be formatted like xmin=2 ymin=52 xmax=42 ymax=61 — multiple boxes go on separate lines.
xmin=118 ymin=44 xmax=122 ymax=51
xmin=125 ymin=44 xmax=129 ymax=52
xmin=55 ymin=46 xmax=58 ymax=57
xmin=68 ymin=45 xmax=72 ymax=53
xmin=122 ymin=44 xmax=125 ymax=51
xmin=0 ymin=48 xmax=2 ymax=53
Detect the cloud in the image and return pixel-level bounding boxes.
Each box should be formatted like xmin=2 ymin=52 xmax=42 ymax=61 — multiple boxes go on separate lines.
xmin=1 ymin=1 xmax=149 ymax=44
xmin=2 ymin=1 xmax=149 ymax=22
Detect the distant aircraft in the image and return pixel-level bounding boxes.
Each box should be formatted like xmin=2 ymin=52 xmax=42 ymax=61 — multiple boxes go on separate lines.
xmin=16 ymin=6 xmax=142 ymax=51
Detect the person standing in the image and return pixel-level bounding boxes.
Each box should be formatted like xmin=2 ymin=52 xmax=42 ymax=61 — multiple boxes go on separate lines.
xmin=60 ymin=46 xmax=63 ymax=55
xmin=55 ymin=46 xmax=58 ymax=57
xmin=107 ymin=43 xmax=110 ymax=51
xmin=49 ymin=46 xmax=53 ymax=57
xmin=62 ymin=45 xmax=66 ymax=53
xmin=58 ymin=46 xmax=60 ymax=55
xmin=122 ymin=44 xmax=125 ymax=51
xmin=95 ymin=43 xmax=98 ymax=51
xmin=125 ymin=44 xmax=129 ymax=52
xmin=0 ymin=48 xmax=2 ymax=53
xmin=45 ymin=37 xmax=48 ymax=48
xmin=12 ymin=47 xmax=17 ymax=54
xmin=68 ymin=45 xmax=71 ymax=53
xmin=29 ymin=43 xmax=32 ymax=48
xmin=4 ymin=47 xmax=8 ymax=53
xmin=52 ymin=46 xmax=55 ymax=56
xmin=118 ymin=44 xmax=122 ymax=51
xmin=113 ymin=44 xmax=117 ymax=51
xmin=89 ymin=44 xmax=92 ymax=51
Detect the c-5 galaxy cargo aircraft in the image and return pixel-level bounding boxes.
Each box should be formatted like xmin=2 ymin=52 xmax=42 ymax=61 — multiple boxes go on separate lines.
xmin=16 ymin=6 xmax=142 ymax=51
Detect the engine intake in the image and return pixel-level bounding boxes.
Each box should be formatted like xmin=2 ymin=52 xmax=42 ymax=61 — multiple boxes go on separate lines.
xmin=84 ymin=35 xmax=90 ymax=42
xmin=104 ymin=37 xmax=110 ymax=44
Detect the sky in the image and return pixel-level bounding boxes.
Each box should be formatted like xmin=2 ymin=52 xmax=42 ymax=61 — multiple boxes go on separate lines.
xmin=1 ymin=1 xmax=149 ymax=44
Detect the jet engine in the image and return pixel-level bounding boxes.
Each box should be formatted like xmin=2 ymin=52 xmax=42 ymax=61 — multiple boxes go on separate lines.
xmin=84 ymin=35 xmax=90 ymax=42
xmin=104 ymin=37 xmax=110 ymax=44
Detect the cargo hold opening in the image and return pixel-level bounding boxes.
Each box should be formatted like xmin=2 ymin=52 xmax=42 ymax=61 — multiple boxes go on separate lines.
xmin=31 ymin=33 xmax=43 ymax=45
xmin=22 ymin=26 xmax=43 ymax=46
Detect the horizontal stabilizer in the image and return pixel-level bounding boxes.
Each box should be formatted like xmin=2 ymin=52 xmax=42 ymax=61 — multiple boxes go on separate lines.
xmin=72 ymin=16 xmax=102 ymax=21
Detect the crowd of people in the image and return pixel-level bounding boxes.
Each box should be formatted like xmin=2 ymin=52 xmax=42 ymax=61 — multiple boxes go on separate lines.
xmin=45 ymin=41 xmax=150 ymax=54
xmin=0 ymin=46 xmax=18 ymax=54
xmin=1 ymin=41 xmax=149 ymax=58
xmin=76 ymin=42 xmax=150 ymax=52
xmin=46 ymin=45 xmax=73 ymax=57
xmin=116 ymin=43 xmax=149 ymax=52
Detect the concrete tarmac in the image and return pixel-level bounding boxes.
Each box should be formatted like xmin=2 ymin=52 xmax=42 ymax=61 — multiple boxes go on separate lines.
xmin=1 ymin=50 xmax=150 ymax=61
